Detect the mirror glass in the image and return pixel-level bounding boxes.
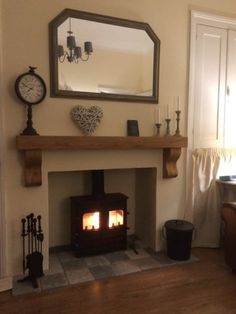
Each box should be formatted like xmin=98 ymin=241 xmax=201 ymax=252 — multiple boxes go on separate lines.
xmin=49 ymin=9 xmax=160 ymax=103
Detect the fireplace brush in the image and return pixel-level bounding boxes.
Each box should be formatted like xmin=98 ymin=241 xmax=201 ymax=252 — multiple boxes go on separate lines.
xmin=18 ymin=212 xmax=44 ymax=288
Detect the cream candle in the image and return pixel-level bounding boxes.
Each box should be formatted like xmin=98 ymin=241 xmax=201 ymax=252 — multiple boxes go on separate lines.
xmin=154 ymin=108 xmax=160 ymax=124
xmin=177 ymin=96 xmax=180 ymax=111
xmin=167 ymin=104 xmax=170 ymax=118
xmin=157 ymin=107 xmax=160 ymax=123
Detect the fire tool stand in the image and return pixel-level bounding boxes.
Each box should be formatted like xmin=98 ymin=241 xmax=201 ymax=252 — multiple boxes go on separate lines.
xmin=18 ymin=213 xmax=44 ymax=288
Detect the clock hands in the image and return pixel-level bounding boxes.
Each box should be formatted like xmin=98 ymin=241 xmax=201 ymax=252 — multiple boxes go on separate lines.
xmin=22 ymin=82 xmax=34 ymax=92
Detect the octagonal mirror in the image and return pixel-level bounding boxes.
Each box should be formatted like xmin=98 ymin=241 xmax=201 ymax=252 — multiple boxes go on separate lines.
xmin=49 ymin=9 xmax=160 ymax=103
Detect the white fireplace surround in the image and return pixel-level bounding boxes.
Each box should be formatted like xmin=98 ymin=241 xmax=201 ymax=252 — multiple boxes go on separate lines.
xmin=1 ymin=144 xmax=185 ymax=278
xmin=42 ymin=148 xmax=184 ymax=272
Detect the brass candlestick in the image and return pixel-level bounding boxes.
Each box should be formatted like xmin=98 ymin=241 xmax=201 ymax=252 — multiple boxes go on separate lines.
xmin=175 ymin=110 xmax=181 ymax=135
xmin=165 ymin=118 xmax=171 ymax=136
xmin=155 ymin=123 xmax=162 ymax=136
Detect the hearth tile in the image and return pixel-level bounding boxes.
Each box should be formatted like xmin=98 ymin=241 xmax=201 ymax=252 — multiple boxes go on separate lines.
xmin=57 ymin=250 xmax=77 ymax=263
xmin=132 ymin=256 xmax=162 ymax=271
xmin=45 ymin=253 xmax=64 ymax=275
xmin=12 ymin=275 xmax=41 ymax=296
xmin=66 ymin=268 xmax=95 ymax=285
xmin=40 ymin=273 xmax=68 ymax=290
xmin=84 ymin=255 xmax=110 ymax=268
xmin=125 ymin=248 xmax=150 ymax=260
xmin=61 ymin=258 xmax=87 ymax=271
xmin=104 ymin=251 xmax=130 ymax=263
xmin=111 ymin=260 xmax=141 ymax=276
xmin=89 ymin=265 xmax=115 ymax=280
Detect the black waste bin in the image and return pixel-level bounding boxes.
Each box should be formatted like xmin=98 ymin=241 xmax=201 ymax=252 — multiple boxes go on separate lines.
xmin=164 ymin=219 xmax=194 ymax=261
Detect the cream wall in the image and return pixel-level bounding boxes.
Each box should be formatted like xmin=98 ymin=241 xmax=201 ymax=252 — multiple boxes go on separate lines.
xmin=1 ymin=0 xmax=236 ymax=276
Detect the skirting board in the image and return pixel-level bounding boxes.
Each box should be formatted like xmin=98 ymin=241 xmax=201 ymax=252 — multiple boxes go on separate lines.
xmin=0 ymin=277 xmax=12 ymax=292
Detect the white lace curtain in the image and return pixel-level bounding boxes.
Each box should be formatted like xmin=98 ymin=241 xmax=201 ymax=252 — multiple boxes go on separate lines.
xmin=185 ymin=148 xmax=236 ymax=247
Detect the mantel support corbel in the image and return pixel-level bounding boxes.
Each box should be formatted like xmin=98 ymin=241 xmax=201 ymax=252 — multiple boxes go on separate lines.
xmin=163 ymin=147 xmax=182 ymax=178
xmin=24 ymin=150 xmax=42 ymax=187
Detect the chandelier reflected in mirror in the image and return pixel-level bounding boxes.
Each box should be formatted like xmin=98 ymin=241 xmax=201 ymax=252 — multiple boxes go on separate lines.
xmin=57 ymin=18 xmax=93 ymax=63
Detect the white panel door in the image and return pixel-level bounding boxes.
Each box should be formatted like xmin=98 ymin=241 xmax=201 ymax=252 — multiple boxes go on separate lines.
xmin=225 ymin=29 xmax=236 ymax=148
xmin=193 ymin=25 xmax=227 ymax=148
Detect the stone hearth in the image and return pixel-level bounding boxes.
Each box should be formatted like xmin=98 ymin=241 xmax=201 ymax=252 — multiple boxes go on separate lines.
xmin=12 ymin=236 xmax=199 ymax=296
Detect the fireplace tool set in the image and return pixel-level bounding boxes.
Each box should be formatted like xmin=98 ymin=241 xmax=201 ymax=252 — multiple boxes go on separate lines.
xmin=18 ymin=213 xmax=44 ymax=288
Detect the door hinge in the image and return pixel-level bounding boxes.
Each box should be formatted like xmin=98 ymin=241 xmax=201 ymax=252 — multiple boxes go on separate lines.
xmin=227 ymin=86 xmax=230 ymax=96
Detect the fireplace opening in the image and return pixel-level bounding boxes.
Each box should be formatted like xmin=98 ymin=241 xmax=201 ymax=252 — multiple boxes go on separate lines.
xmin=70 ymin=170 xmax=128 ymax=257
xmin=48 ymin=168 xmax=156 ymax=255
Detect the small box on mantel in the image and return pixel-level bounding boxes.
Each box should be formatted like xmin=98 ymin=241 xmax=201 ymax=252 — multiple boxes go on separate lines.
xmin=127 ymin=120 xmax=139 ymax=136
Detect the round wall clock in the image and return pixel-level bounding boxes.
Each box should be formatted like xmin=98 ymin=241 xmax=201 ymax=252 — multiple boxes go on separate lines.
xmin=15 ymin=66 xmax=46 ymax=105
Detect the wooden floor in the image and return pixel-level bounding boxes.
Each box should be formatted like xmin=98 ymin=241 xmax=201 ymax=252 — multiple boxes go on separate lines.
xmin=0 ymin=248 xmax=236 ymax=314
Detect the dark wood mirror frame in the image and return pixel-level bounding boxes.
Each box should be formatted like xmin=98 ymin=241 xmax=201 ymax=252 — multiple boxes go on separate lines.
xmin=49 ymin=8 xmax=160 ymax=103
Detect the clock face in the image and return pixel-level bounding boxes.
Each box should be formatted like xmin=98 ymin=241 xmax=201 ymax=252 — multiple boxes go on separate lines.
xmin=15 ymin=73 xmax=46 ymax=105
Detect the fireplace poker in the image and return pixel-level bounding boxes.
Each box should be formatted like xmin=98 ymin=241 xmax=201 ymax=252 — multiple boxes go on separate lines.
xmin=33 ymin=218 xmax=37 ymax=252
xmin=37 ymin=215 xmax=42 ymax=232
xmin=36 ymin=234 xmax=39 ymax=252
xmin=30 ymin=213 xmax=34 ymax=253
xmin=37 ymin=215 xmax=42 ymax=252
xmin=26 ymin=214 xmax=31 ymax=255
xmin=21 ymin=218 xmax=27 ymax=273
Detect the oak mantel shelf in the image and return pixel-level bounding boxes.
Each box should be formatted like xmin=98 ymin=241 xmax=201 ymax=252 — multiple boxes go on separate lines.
xmin=16 ymin=135 xmax=187 ymax=150
xmin=16 ymin=135 xmax=188 ymax=187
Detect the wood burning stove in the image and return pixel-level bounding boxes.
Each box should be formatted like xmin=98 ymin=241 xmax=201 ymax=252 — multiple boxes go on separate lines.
xmin=70 ymin=170 xmax=128 ymax=257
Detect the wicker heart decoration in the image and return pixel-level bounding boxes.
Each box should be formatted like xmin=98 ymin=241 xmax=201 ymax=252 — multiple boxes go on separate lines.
xmin=71 ymin=105 xmax=103 ymax=135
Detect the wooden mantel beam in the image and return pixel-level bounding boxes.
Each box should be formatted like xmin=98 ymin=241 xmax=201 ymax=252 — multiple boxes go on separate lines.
xmin=16 ymin=135 xmax=187 ymax=150
xmin=16 ymin=135 xmax=188 ymax=186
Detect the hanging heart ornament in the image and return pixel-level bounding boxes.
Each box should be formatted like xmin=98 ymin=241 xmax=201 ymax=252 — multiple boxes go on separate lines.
xmin=71 ymin=105 xmax=103 ymax=135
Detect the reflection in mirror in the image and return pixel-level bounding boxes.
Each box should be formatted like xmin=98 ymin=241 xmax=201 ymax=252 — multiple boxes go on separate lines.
xmin=57 ymin=17 xmax=93 ymax=64
xmin=49 ymin=9 xmax=160 ymax=102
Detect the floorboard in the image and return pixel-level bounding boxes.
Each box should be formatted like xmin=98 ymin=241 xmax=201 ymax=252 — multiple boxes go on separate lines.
xmin=0 ymin=248 xmax=236 ymax=314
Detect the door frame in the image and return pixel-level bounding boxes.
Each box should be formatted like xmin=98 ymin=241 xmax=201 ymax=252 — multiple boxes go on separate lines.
xmin=188 ymin=10 xmax=236 ymax=150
